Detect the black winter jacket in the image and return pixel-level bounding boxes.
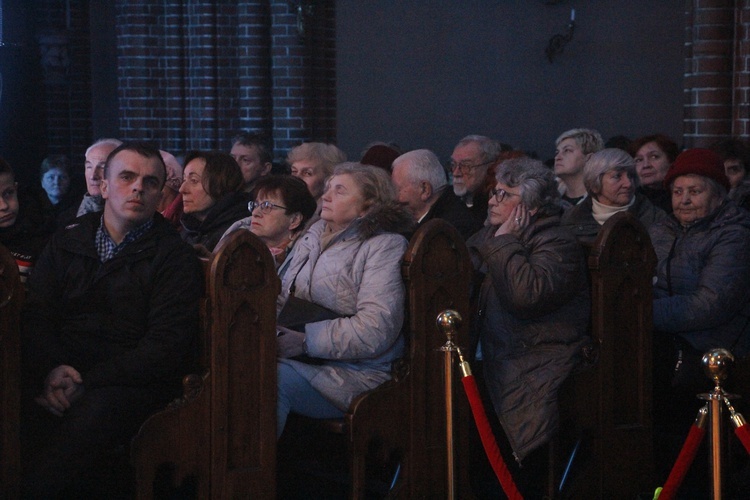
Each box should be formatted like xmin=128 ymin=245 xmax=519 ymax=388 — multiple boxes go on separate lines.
xmin=22 ymin=212 xmax=203 ymax=397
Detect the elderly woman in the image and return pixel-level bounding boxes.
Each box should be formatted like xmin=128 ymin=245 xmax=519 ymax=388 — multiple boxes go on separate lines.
xmin=631 ymin=134 xmax=679 ymax=213
xmin=649 ymin=148 xmax=750 ymax=488
xmin=275 ymin=162 xmax=413 ymax=437
xmin=218 ymin=175 xmax=317 ymax=273
xmin=561 ymin=148 xmax=666 ymax=245
xmin=179 ymin=150 xmax=249 ymax=252
xmin=287 ymin=142 xmax=347 ymax=202
xmin=466 ymin=157 xmax=589 ymax=495
xmin=650 ymin=148 xmax=750 ymax=389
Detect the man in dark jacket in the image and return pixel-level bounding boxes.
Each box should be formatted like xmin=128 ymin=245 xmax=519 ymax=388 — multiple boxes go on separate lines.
xmin=21 ymin=142 xmax=203 ymax=497
xmin=392 ymin=149 xmax=482 ymax=239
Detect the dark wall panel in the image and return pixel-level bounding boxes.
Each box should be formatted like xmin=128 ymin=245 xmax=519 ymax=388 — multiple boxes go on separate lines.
xmin=336 ymin=1 xmax=685 ymax=162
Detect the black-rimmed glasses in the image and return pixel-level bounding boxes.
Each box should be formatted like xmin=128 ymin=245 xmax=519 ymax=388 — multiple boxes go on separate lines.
xmin=447 ymin=159 xmax=495 ymax=175
xmin=490 ymin=188 xmax=520 ymax=203
xmin=248 ymin=200 xmax=288 ymax=214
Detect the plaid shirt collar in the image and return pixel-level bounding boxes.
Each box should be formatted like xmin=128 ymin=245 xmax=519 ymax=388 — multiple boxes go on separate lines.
xmin=95 ymin=215 xmax=154 ymax=262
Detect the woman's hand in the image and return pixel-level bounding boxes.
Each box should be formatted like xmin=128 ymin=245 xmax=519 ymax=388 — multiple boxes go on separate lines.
xmin=276 ymin=327 xmax=306 ymax=358
xmin=495 ymin=204 xmax=531 ymax=237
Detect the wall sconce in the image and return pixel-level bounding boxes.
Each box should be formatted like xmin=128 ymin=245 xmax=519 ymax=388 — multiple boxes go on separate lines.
xmin=288 ymin=1 xmax=314 ymax=39
xmin=546 ymin=9 xmax=575 ymax=63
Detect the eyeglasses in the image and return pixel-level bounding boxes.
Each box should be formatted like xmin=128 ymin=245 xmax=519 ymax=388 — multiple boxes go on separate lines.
xmin=490 ymin=188 xmax=520 ymax=203
xmin=248 ymin=200 xmax=288 ymax=214
xmin=448 ymin=159 xmax=495 ymax=175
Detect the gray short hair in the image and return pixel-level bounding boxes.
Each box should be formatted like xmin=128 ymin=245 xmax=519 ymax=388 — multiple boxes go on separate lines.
xmin=287 ymin=142 xmax=347 ymax=178
xmin=393 ymin=149 xmax=447 ymax=190
xmin=496 ymin=157 xmax=562 ymax=217
xmin=86 ymin=138 xmax=122 ymax=157
xmin=583 ymin=148 xmax=637 ymax=195
xmin=555 ymin=128 xmax=604 ymax=155
xmin=331 ymin=162 xmax=396 ymax=210
xmin=456 ymin=135 xmax=504 ymax=164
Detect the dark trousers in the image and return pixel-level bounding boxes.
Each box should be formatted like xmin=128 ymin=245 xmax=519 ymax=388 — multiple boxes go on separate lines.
xmin=21 ymin=385 xmax=168 ymax=499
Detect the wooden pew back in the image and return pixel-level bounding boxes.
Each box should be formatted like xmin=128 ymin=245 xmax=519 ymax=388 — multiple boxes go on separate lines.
xmin=131 ymin=230 xmax=280 ymax=498
xmin=559 ymin=211 xmax=657 ymax=497
xmin=0 ymin=243 xmax=23 ymax=500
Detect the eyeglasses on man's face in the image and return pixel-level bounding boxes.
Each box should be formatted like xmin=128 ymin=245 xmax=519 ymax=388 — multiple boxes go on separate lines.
xmin=491 ymin=187 xmax=520 ymax=203
xmin=248 ymin=200 xmax=288 ymax=214
xmin=447 ymin=159 xmax=494 ymax=176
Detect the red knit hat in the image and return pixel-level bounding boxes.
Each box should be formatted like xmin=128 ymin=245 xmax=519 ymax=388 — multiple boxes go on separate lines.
xmin=663 ymin=148 xmax=730 ymax=191
xmin=360 ymin=144 xmax=401 ymax=172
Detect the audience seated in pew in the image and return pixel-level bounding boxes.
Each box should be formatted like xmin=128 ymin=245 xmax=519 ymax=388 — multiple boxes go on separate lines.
xmin=179 ymin=150 xmax=250 ymax=253
xmin=391 ymin=148 xmax=481 ymax=240
xmin=19 ymin=141 xmax=203 ymax=497
xmin=649 ymin=148 xmax=750 ymax=492
xmin=275 ymin=162 xmax=414 ymax=438
xmin=466 ymin=157 xmax=590 ymax=497
xmin=631 ymin=133 xmax=679 ymax=214
xmin=0 ymin=156 xmax=55 ymax=283
xmin=561 ymin=148 xmax=666 ymax=245
xmin=218 ymin=174 xmax=317 ymax=275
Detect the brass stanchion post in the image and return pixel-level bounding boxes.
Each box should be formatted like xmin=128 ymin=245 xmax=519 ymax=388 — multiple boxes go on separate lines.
xmin=437 ymin=310 xmax=462 ymax=500
xmin=699 ymin=348 xmax=736 ymax=500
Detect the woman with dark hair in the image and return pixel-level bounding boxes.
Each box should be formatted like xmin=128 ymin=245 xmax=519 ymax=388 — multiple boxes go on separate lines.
xmin=631 ymin=134 xmax=679 ymax=213
xmin=218 ymin=175 xmax=317 ymax=273
xmin=179 ymin=150 xmax=249 ymax=252
xmin=711 ymin=137 xmax=750 ymax=210
xmin=561 ymin=148 xmax=665 ymax=245
xmin=466 ymin=157 xmax=589 ymax=496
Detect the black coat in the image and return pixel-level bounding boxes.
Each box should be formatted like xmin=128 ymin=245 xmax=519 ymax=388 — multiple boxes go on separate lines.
xmin=421 ymin=187 xmax=483 ymax=240
xmin=180 ymin=191 xmax=250 ymax=251
xmin=22 ymin=212 xmax=203 ymax=397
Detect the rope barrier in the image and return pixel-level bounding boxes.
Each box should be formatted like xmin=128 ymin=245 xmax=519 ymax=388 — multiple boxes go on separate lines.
xmin=655 ymin=406 xmax=708 ymax=500
xmin=452 ymin=345 xmax=523 ymax=500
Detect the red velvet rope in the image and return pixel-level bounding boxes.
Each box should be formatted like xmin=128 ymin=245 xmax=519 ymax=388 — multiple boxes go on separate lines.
xmin=461 ymin=375 xmax=524 ymax=500
xmin=658 ymin=423 xmax=706 ymax=500
xmin=734 ymin=423 xmax=750 ymax=456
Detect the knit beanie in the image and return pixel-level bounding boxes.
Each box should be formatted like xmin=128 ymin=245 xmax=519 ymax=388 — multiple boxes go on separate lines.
xmin=663 ymin=148 xmax=730 ymax=191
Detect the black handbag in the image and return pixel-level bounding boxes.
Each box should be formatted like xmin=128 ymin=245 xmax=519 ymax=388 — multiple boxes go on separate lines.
xmin=277 ymin=295 xmax=341 ymax=332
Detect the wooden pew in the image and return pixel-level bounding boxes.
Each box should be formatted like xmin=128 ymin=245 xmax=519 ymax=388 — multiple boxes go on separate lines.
xmin=0 ymin=243 xmax=23 ymax=500
xmin=131 ymin=229 xmax=280 ymax=499
xmin=556 ymin=211 xmax=657 ymax=498
xmin=279 ymin=219 xmax=474 ymax=498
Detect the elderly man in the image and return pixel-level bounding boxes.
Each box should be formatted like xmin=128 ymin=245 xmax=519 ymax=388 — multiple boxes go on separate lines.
xmin=21 ymin=141 xmax=203 ymax=497
xmin=450 ymin=135 xmax=504 ymax=226
xmin=79 ymin=138 xmax=123 ymax=216
xmin=230 ymin=131 xmax=274 ymax=194
xmin=392 ymin=149 xmax=480 ymax=239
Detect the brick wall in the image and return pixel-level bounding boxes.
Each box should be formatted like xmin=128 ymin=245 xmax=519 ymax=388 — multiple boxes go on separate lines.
xmin=114 ymin=0 xmax=336 ymax=160
xmin=34 ymin=0 xmax=91 ymax=166
xmin=733 ymin=0 xmax=750 ymax=137
xmin=683 ymin=0 xmax=750 ymax=147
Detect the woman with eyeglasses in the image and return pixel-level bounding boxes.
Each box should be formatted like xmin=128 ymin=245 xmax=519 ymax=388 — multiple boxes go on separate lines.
xmin=561 ymin=148 xmax=666 ymax=246
xmin=219 ymin=175 xmax=317 ymax=272
xmin=466 ymin=157 xmax=590 ymax=496
xmin=179 ymin=150 xmax=250 ymax=253
xmin=275 ymin=162 xmax=413 ymax=438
